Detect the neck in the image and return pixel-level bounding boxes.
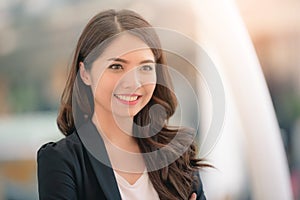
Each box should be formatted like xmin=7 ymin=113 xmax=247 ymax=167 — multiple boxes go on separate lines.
xmin=92 ymin=108 xmax=139 ymax=153
xmin=92 ymin=106 xmax=146 ymax=173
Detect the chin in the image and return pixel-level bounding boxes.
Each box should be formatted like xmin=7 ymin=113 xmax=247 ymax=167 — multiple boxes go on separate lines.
xmin=112 ymin=110 xmax=139 ymax=118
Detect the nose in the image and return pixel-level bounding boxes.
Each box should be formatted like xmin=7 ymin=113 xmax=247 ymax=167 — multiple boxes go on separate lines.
xmin=119 ymin=68 xmax=142 ymax=90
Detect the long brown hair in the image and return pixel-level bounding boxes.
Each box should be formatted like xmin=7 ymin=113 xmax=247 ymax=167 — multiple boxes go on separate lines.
xmin=57 ymin=9 xmax=207 ymax=200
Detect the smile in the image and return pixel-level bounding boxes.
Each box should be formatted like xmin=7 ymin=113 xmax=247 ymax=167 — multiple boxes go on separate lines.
xmin=114 ymin=94 xmax=141 ymax=105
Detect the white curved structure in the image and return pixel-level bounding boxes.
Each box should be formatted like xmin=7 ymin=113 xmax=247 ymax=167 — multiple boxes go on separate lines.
xmin=193 ymin=0 xmax=293 ymax=199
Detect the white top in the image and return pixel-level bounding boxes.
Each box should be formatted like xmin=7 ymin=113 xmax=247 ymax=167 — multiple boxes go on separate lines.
xmin=114 ymin=170 xmax=160 ymax=200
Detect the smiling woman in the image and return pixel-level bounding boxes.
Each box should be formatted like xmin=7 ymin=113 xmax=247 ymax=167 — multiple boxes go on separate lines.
xmin=37 ymin=9 xmax=207 ymax=200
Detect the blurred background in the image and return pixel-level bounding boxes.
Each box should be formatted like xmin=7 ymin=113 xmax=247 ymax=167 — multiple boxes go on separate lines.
xmin=0 ymin=0 xmax=299 ymax=199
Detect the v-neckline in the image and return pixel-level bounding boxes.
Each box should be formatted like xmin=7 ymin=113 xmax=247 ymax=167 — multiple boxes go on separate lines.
xmin=114 ymin=170 xmax=147 ymax=187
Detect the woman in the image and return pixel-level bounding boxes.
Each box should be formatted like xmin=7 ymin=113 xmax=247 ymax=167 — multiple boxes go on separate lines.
xmin=37 ymin=9 xmax=207 ymax=200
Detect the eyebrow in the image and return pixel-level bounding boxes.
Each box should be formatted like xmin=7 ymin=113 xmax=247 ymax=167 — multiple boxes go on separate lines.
xmin=107 ymin=57 xmax=155 ymax=64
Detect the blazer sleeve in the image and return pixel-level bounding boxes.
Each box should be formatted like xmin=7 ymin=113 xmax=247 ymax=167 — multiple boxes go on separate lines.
xmin=37 ymin=142 xmax=77 ymax=200
xmin=193 ymin=171 xmax=206 ymax=200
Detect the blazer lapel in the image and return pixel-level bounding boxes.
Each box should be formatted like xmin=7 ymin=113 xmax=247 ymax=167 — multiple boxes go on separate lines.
xmin=77 ymin=121 xmax=122 ymax=200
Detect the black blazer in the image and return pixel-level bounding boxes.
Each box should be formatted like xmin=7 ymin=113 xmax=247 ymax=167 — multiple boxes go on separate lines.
xmin=37 ymin=121 xmax=206 ymax=200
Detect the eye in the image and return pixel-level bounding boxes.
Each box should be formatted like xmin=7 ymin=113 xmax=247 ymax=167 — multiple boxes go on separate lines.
xmin=108 ymin=64 xmax=123 ymax=70
xmin=140 ymin=64 xmax=154 ymax=72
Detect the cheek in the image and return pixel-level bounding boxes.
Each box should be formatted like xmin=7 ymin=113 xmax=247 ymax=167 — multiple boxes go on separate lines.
xmin=93 ymin=75 xmax=118 ymax=99
xmin=144 ymin=84 xmax=156 ymax=97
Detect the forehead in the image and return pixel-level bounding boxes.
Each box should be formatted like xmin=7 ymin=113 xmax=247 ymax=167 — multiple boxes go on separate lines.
xmin=99 ymin=33 xmax=154 ymax=60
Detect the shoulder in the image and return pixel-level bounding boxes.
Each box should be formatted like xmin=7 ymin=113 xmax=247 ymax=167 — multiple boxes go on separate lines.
xmin=37 ymin=132 xmax=83 ymax=168
xmin=38 ymin=132 xmax=81 ymax=158
xmin=37 ymin=133 xmax=82 ymax=199
xmin=37 ymin=132 xmax=84 ymax=181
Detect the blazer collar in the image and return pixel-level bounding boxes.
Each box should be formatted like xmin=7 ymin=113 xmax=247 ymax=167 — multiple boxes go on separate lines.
xmin=77 ymin=121 xmax=122 ymax=200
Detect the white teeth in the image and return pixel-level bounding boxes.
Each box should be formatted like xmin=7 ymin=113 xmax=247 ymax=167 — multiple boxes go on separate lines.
xmin=115 ymin=95 xmax=138 ymax=101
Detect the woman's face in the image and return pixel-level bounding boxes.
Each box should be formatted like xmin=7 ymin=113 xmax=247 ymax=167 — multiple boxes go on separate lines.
xmin=81 ymin=33 xmax=156 ymax=118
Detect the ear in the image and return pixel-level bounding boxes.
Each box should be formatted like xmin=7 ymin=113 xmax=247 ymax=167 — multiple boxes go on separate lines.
xmin=79 ymin=62 xmax=92 ymax=86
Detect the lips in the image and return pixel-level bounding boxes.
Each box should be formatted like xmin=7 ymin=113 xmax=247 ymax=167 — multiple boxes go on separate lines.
xmin=114 ymin=94 xmax=141 ymax=105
